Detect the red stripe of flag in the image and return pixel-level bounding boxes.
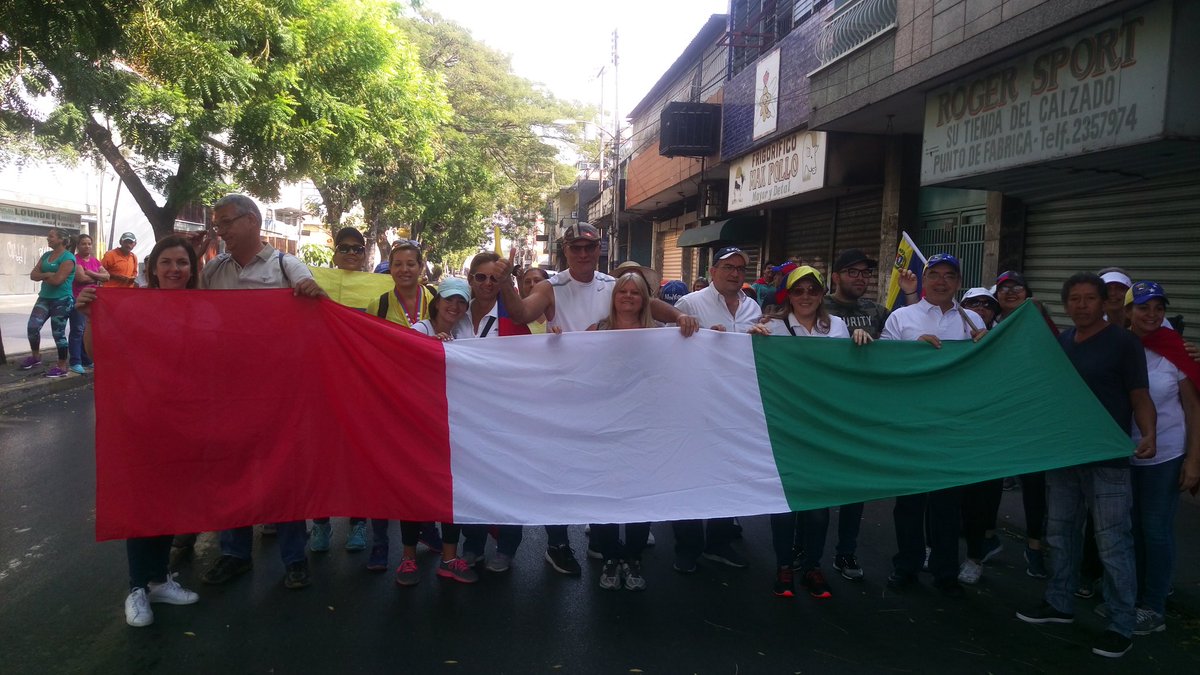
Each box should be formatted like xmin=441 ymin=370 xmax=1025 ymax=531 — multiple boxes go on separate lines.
xmin=93 ymin=289 xmax=454 ymax=540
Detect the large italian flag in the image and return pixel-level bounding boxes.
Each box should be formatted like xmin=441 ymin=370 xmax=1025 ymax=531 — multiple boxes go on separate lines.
xmin=92 ymin=290 xmax=1131 ymax=540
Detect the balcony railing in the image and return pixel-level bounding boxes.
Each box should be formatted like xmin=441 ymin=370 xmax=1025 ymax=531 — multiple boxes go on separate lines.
xmin=816 ymin=0 xmax=897 ymax=67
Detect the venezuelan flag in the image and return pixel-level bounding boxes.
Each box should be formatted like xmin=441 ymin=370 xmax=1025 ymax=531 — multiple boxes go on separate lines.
xmin=885 ymin=232 xmax=926 ymax=311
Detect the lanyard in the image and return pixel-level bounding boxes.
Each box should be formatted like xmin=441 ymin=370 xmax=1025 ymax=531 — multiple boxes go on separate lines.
xmin=394 ymin=288 xmax=424 ymax=327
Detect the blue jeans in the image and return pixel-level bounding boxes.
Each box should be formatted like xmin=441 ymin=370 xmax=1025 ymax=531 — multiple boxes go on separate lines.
xmin=463 ymin=525 xmax=523 ymax=558
xmin=220 ymin=521 xmax=308 ymax=565
xmin=1132 ymin=456 xmax=1183 ymax=615
xmin=67 ymin=307 xmax=92 ymax=367
xmin=127 ymin=535 xmax=174 ymax=589
xmin=1044 ymin=466 xmax=1137 ymax=637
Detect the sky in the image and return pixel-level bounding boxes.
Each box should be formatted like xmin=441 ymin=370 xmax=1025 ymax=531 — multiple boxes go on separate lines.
xmin=424 ymin=0 xmax=729 ymax=125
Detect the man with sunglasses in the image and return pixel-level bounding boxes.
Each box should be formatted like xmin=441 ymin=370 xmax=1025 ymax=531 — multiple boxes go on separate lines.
xmin=494 ymin=222 xmax=699 ymax=575
xmin=880 ymin=252 xmax=985 ymax=598
xmin=332 ymin=227 xmax=368 ymax=272
xmin=814 ymin=248 xmax=915 ymax=583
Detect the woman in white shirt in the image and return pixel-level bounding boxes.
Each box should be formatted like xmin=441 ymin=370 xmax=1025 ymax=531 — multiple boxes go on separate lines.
xmin=1125 ymin=281 xmax=1200 ymax=634
xmin=747 ymin=265 xmax=869 ymax=600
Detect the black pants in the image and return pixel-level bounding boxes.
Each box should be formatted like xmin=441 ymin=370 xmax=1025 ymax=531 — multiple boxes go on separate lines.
xmin=671 ymin=517 xmax=736 ymax=560
xmin=961 ymin=478 xmax=1003 ymax=559
xmin=1021 ymin=472 xmax=1047 ymax=540
xmin=127 ymin=535 xmax=174 ymax=589
xmin=590 ymin=523 xmax=651 ymax=561
xmin=893 ymin=488 xmax=960 ymax=582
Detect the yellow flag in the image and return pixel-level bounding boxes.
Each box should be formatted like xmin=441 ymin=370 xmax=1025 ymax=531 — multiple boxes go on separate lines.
xmin=308 ymin=267 xmax=395 ymax=311
xmin=493 ymin=225 xmax=503 ymax=255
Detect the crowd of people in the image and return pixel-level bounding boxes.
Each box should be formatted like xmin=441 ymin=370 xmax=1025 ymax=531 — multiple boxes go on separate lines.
xmin=47 ymin=195 xmax=1197 ymax=659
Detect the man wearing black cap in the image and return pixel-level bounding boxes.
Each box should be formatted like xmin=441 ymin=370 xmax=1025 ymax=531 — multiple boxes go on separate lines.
xmin=494 ymin=222 xmax=699 ymax=576
xmin=824 ymin=248 xmax=917 ymax=339
xmin=332 ymin=227 xmax=368 ymax=272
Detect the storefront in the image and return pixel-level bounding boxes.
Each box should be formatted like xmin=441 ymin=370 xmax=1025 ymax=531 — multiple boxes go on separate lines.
xmin=919 ymin=0 xmax=1200 ymax=330
xmin=0 ymin=201 xmax=86 ymax=295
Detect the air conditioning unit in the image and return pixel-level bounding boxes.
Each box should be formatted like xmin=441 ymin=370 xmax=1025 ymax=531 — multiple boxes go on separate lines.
xmin=659 ymin=102 xmax=721 ymax=158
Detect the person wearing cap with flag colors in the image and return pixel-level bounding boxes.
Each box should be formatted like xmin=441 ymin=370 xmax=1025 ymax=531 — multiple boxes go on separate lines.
xmin=881 ymin=252 xmax=985 ymax=598
xmin=1122 ymin=281 xmax=1200 ymax=635
xmin=102 ymin=231 xmax=139 ymax=288
xmin=747 ymin=265 xmax=868 ymax=599
xmin=666 ymin=246 xmax=763 ymax=573
xmin=1016 ymin=271 xmax=1155 ymax=659
xmin=493 ymin=222 xmax=699 ymax=576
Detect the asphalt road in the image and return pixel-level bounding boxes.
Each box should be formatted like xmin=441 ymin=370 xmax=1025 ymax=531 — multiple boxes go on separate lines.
xmin=2 ymin=388 xmax=1199 ymax=674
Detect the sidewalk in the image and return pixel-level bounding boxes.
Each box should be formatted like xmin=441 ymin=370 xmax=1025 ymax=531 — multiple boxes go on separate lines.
xmin=0 ymin=294 xmax=90 ymax=409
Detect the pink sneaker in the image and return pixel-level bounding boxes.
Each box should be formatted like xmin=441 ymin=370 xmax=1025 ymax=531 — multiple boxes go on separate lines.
xmin=394 ymin=558 xmax=420 ymax=586
xmin=436 ymin=557 xmax=479 ymax=584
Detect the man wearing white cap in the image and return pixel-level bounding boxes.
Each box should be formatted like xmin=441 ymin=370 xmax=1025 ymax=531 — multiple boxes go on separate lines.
xmin=1099 ymin=267 xmax=1132 ymax=328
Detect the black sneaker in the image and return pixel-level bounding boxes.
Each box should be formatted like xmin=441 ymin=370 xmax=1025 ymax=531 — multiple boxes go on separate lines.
xmin=788 ymin=545 xmax=806 ymax=572
xmin=773 ymin=566 xmax=795 ymax=597
xmin=833 ymin=553 xmax=864 ymax=581
xmin=886 ymin=572 xmax=918 ymax=590
xmin=544 ymin=545 xmax=581 ymax=576
xmin=702 ymin=543 xmax=748 ymax=568
xmin=1016 ymin=602 xmax=1075 ymax=625
xmin=201 ymin=555 xmax=252 ymax=585
xmin=802 ymin=568 xmax=832 ymax=599
xmin=1091 ymin=630 xmax=1132 ymax=658
xmin=283 ymin=560 xmax=311 ymax=589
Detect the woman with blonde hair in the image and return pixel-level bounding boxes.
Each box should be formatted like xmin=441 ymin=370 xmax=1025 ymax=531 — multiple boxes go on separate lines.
xmin=584 ymin=272 xmax=656 ymax=591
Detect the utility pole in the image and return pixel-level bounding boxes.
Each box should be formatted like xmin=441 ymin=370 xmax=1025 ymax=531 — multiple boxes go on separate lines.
xmin=611 ymin=28 xmax=620 ymax=270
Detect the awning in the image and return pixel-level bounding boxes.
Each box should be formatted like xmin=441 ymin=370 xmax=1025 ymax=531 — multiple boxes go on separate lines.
xmin=676 ymin=216 xmax=764 ymax=247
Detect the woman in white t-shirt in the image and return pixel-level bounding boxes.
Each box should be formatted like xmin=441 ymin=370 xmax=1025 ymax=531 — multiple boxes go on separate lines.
xmin=747 ymin=265 xmax=869 ymax=599
xmin=1125 ymin=281 xmax=1200 ymax=633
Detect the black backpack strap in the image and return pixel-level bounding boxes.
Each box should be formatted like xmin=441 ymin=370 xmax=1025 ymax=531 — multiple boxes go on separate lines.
xmin=783 ymin=313 xmax=799 ymax=336
xmin=480 ymin=315 xmax=497 ymax=337
xmin=277 ymin=251 xmax=290 ymax=286
xmin=376 ymin=291 xmax=390 ymax=319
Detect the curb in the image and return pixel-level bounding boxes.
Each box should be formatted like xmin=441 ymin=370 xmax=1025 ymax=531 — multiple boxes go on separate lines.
xmin=0 ymin=364 xmax=92 ymax=410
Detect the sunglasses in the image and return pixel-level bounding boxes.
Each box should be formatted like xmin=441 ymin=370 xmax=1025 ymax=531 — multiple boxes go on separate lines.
xmin=473 ymin=273 xmax=501 ymax=284
xmin=336 ymin=244 xmax=365 ymax=254
xmin=392 ymin=238 xmax=422 ymax=250
xmin=567 ymin=242 xmax=599 ymax=253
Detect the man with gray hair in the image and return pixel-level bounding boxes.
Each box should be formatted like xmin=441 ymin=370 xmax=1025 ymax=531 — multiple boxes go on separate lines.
xmin=198 ymin=193 xmax=326 ymax=591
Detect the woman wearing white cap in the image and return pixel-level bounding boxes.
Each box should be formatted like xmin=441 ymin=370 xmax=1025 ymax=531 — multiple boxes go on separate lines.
xmin=748 ymin=265 xmax=868 ymax=600
xmin=1122 ymin=281 xmax=1200 ymax=634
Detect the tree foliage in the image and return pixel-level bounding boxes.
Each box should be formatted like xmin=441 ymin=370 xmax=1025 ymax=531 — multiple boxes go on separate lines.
xmin=2 ymin=0 xmax=443 ymax=239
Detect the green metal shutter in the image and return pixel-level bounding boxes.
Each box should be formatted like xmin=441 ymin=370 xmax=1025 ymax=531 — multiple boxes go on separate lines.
xmin=1023 ymin=176 xmax=1200 ymax=335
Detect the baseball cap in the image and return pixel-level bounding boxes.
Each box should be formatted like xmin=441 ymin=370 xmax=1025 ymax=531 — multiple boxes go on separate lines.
xmin=714 ymin=246 xmax=747 ymax=263
xmin=1100 ymin=271 xmax=1132 ymax=288
xmin=1129 ymin=280 xmax=1167 ymax=305
xmin=436 ymin=277 xmax=471 ymax=301
xmin=335 ymin=226 xmax=366 ymax=246
xmin=995 ymin=270 xmax=1028 ymax=289
xmin=560 ymin=222 xmax=600 ymax=244
xmin=832 ymin=249 xmax=878 ymax=272
xmin=660 ymin=280 xmax=687 ymax=305
xmin=924 ymin=252 xmax=960 ymax=273
xmin=119 ymin=232 xmax=137 ymax=244
xmin=785 ymin=265 xmax=825 ymax=290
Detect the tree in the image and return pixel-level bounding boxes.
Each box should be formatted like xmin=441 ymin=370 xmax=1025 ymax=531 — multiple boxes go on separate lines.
xmin=1 ymin=0 xmax=443 ymax=240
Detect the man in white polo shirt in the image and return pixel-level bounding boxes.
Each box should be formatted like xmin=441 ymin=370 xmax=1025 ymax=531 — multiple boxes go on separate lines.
xmin=668 ymin=246 xmax=763 ymax=573
xmin=880 ymin=252 xmax=986 ymax=598
xmin=495 ymin=222 xmax=699 ymax=576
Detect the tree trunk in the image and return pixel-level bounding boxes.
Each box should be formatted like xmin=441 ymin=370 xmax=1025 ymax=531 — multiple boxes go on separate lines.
xmin=83 ymin=118 xmax=176 ymax=240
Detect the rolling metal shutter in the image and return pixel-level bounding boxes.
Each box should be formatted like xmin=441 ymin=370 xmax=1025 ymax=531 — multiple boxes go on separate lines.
xmin=832 ymin=192 xmax=883 ymax=302
xmin=782 ymin=192 xmax=883 ymax=300
xmin=1023 ymin=176 xmax=1200 ymax=335
xmin=660 ymin=228 xmax=683 ymax=281
xmin=783 ymin=200 xmax=835 ymax=272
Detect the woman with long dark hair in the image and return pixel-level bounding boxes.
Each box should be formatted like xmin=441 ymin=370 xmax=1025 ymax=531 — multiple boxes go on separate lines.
xmin=21 ymin=227 xmax=76 ymax=377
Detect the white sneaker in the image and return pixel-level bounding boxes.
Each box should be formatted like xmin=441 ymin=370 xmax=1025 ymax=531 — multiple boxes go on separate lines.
xmin=125 ymin=588 xmax=154 ymax=627
xmin=957 ymin=559 xmax=983 ymax=585
xmin=147 ymin=575 xmax=199 ymax=605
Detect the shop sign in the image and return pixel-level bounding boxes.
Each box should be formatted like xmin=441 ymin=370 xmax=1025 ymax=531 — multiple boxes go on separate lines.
xmin=0 ymin=203 xmax=80 ymax=228
xmin=921 ymin=0 xmax=1171 ymax=183
xmin=753 ymin=49 xmax=781 ymax=140
xmin=728 ymin=131 xmax=826 ymax=211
